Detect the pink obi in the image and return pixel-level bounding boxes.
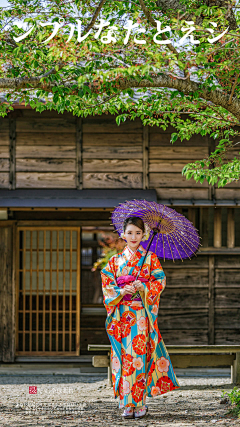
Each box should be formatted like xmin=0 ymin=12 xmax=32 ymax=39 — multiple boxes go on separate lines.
xmin=117 ymin=275 xmax=148 ymax=301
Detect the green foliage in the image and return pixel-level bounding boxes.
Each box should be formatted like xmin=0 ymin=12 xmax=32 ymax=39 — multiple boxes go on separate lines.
xmin=92 ymin=234 xmax=126 ymax=271
xmin=0 ymin=0 xmax=240 ymax=186
xmin=222 ymin=387 xmax=240 ymax=418
xmin=93 ymin=247 xmax=118 ymax=271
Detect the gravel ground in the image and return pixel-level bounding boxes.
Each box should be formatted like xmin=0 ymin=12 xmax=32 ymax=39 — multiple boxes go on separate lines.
xmin=0 ymin=374 xmax=238 ymax=426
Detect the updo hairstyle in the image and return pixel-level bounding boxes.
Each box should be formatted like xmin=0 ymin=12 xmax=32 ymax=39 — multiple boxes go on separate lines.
xmin=123 ymin=216 xmax=145 ymax=233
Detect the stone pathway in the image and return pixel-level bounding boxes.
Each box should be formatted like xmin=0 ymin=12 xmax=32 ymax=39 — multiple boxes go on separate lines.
xmin=0 ymin=374 xmax=238 ymax=426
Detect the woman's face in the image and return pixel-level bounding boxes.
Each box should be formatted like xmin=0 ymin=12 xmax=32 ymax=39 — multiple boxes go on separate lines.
xmin=123 ymin=224 xmax=143 ymax=252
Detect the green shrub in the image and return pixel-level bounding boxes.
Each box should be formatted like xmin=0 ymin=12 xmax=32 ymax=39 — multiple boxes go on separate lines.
xmin=222 ymin=387 xmax=240 ymax=417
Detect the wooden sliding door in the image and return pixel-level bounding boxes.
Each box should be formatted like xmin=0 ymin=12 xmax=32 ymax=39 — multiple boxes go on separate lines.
xmin=16 ymin=227 xmax=80 ymax=355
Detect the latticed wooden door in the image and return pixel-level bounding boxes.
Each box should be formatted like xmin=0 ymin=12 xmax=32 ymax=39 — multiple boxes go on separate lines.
xmin=16 ymin=227 xmax=80 ymax=355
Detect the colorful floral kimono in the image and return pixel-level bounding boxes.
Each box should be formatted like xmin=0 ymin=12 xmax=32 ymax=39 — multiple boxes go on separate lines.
xmin=101 ymin=244 xmax=180 ymax=409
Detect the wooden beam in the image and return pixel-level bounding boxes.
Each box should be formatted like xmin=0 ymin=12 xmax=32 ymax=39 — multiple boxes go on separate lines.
xmin=76 ymin=118 xmax=83 ymax=190
xmin=9 ymin=118 xmax=16 ymax=190
xmin=164 ymin=354 xmax=235 ymax=368
xmin=232 ymin=352 xmax=240 ymax=385
xmin=214 ymin=208 xmax=222 ymax=248
xmin=93 ymin=354 xmax=235 ymax=369
xmin=227 ymin=208 xmax=235 ymax=248
xmin=200 ymin=207 xmax=209 ymax=247
xmin=142 ymin=126 xmax=149 ymax=189
xmin=208 ymin=255 xmax=215 ymax=345
xmin=16 ymin=221 xmax=111 ymax=226
xmin=88 ymin=344 xmax=240 ymax=353
xmin=10 ymin=208 xmax=113 ymax=212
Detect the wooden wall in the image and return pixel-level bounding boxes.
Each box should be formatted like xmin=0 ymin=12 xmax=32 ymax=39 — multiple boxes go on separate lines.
xmin=0 ymin=224 xmax=15 ymax=362
xmin=148 ymin=126 xmax=210 ymax=199
xmin=0 ymin=118 xmax=10 ymax=188
xmin=0 ymin=109 xmax=239 ymax=198
xmin=82 ymin=115 xmax=143 ymax=189
xmin=15 ymin=110 xmax=76 ymax=188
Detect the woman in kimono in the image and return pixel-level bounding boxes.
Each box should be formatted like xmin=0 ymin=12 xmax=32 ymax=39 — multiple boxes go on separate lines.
xmin=101 ymin=216 xmax=180 ymax=419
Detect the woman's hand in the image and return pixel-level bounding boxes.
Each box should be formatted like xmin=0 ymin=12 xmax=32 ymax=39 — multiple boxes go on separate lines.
xmin=120 ymin=284 xmax=136 ymax=296
xmin=132 ymin=280 xmax=145 ymax=292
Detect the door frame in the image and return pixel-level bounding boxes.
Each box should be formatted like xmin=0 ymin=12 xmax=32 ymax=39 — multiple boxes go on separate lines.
xmin=15 ymin=226 xmax=81 ymax=356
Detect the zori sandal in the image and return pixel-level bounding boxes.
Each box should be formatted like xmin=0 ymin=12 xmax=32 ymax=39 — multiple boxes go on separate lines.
xmin=134 ymin=404 xmax=148 ymax=419
xmin=122 ymin=407 xmax=134 ymax=419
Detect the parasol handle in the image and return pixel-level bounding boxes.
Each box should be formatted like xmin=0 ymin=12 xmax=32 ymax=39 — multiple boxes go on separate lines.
xmin=136 ymin=227 xmax=159 ymax=280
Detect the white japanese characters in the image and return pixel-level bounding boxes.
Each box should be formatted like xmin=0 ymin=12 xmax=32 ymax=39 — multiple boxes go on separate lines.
xmin=13 ymin=19 xmax=229 ymax=45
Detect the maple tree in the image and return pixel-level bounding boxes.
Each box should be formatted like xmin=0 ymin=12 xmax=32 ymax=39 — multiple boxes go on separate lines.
xmin=0 ymin=0 xmax=240 ymax=187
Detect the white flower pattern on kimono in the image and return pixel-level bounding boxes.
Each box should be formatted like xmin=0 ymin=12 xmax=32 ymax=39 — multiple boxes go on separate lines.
xmin=123 ymin=380 xmax=130 ymax=395
xmin=112 ymin=357 xmax=120 ymax=372
xmin=156 ymin=356 xmax=170 ymax=373
xmin=132 ymin=357 xmax=144 ymax=370
xmin=151 ymin=386 xmax=161 ymax=396
xmin=107 ymin=288 xmax=118 ymax=298
xmin=137 ymin=316 xmax=148 ymax=331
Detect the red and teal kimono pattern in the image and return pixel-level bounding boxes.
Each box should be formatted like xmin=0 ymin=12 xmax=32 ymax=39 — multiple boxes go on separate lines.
xmin=101 ymin=245 xmax=180 ymax=408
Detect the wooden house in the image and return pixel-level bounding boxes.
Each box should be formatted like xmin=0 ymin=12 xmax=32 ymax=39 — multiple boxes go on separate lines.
xmin=0 ymin=107 xmax=239 ymax=362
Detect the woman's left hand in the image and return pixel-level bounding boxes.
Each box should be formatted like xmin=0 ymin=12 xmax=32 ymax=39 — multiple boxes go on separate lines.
xmin=132 ymin=280 xmax=144 ymax=292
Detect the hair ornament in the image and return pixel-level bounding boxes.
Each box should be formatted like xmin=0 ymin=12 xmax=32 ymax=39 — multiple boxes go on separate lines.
xmin=142 ymin=222 xmax=151 ymax=241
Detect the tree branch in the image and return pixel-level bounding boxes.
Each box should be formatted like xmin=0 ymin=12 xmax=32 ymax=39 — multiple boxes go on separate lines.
xmin=138 ymin=0 xmax=179 ymax=57
xmin=156 ymin=0 xmax=238 ymax=31
xmin=83 ymin=0 xmax=107 ymax=34
xmin=229 ymin=73 xmax=240 ymax=105
xmin=41 ymin=62 xmax=64 ymax=78
xmin=1 ymin=72 xmax=240 ymax=120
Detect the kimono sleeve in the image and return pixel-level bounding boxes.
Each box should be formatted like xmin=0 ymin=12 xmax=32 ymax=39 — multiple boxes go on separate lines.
xmin=139 ymin=252 xmax=166 ymax=309
xmin=101 ymin=255 xmax=122 ymax=310
xmin=149 ymin=252 xmax=166 ymax=295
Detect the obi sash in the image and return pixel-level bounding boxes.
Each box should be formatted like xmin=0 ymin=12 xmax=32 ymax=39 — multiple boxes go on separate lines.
xmin=117 ymin=275 xmax=148 ymax=301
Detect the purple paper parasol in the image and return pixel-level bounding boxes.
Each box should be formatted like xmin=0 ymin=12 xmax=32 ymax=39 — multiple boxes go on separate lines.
xmin=111 ymin=199 xmax=200 ymax=261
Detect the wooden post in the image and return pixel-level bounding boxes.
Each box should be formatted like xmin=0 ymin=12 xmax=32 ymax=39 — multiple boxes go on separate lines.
xmin=214 ymin=208 xmax=222 ymax=248
xmin=208 ymin=136 xmax=215 ymax=200
xmin=76 ymin=118 xmax=83 ymax=190
xmin=142 ymin=126 xmax=149 ymax=189
xmin=232 ymin=352 xmax=240 ymax=385
xmin=208 ymin=255 xmax=215 ymax=345
xmin=108 ymin=350 xmax=112 ymax=386
xmin=9 ymin=118 xmax=16 ymax=190
xmin=200 ymin=207 xmax=209 ymax=247
xmin=188 ymin=208 xmax=196 ymax=227
xmin=0 ymin=225 xmax=15 ymax=362
xmin=227 ymin=208 xmax=235 ymax=248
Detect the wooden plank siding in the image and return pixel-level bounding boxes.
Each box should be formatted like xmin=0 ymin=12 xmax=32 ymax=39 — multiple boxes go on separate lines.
xmin=14 ymin=110 xmax=76 ymax=188
xmin=0 ymin=118 xmax=10 ymax=188
xmin=82 ymin=117 xmax=143 ymax=189
xmin=214 ymin=254 xmax=240 ymax=344
xmin=149 ymin=131 xmax=210 ymax=199
xmin=0 ymin=109 xmax=237 ymax=197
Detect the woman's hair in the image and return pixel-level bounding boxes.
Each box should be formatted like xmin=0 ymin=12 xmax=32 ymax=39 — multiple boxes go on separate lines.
xmin=123 ymin=216 xmax=145 ymax=233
